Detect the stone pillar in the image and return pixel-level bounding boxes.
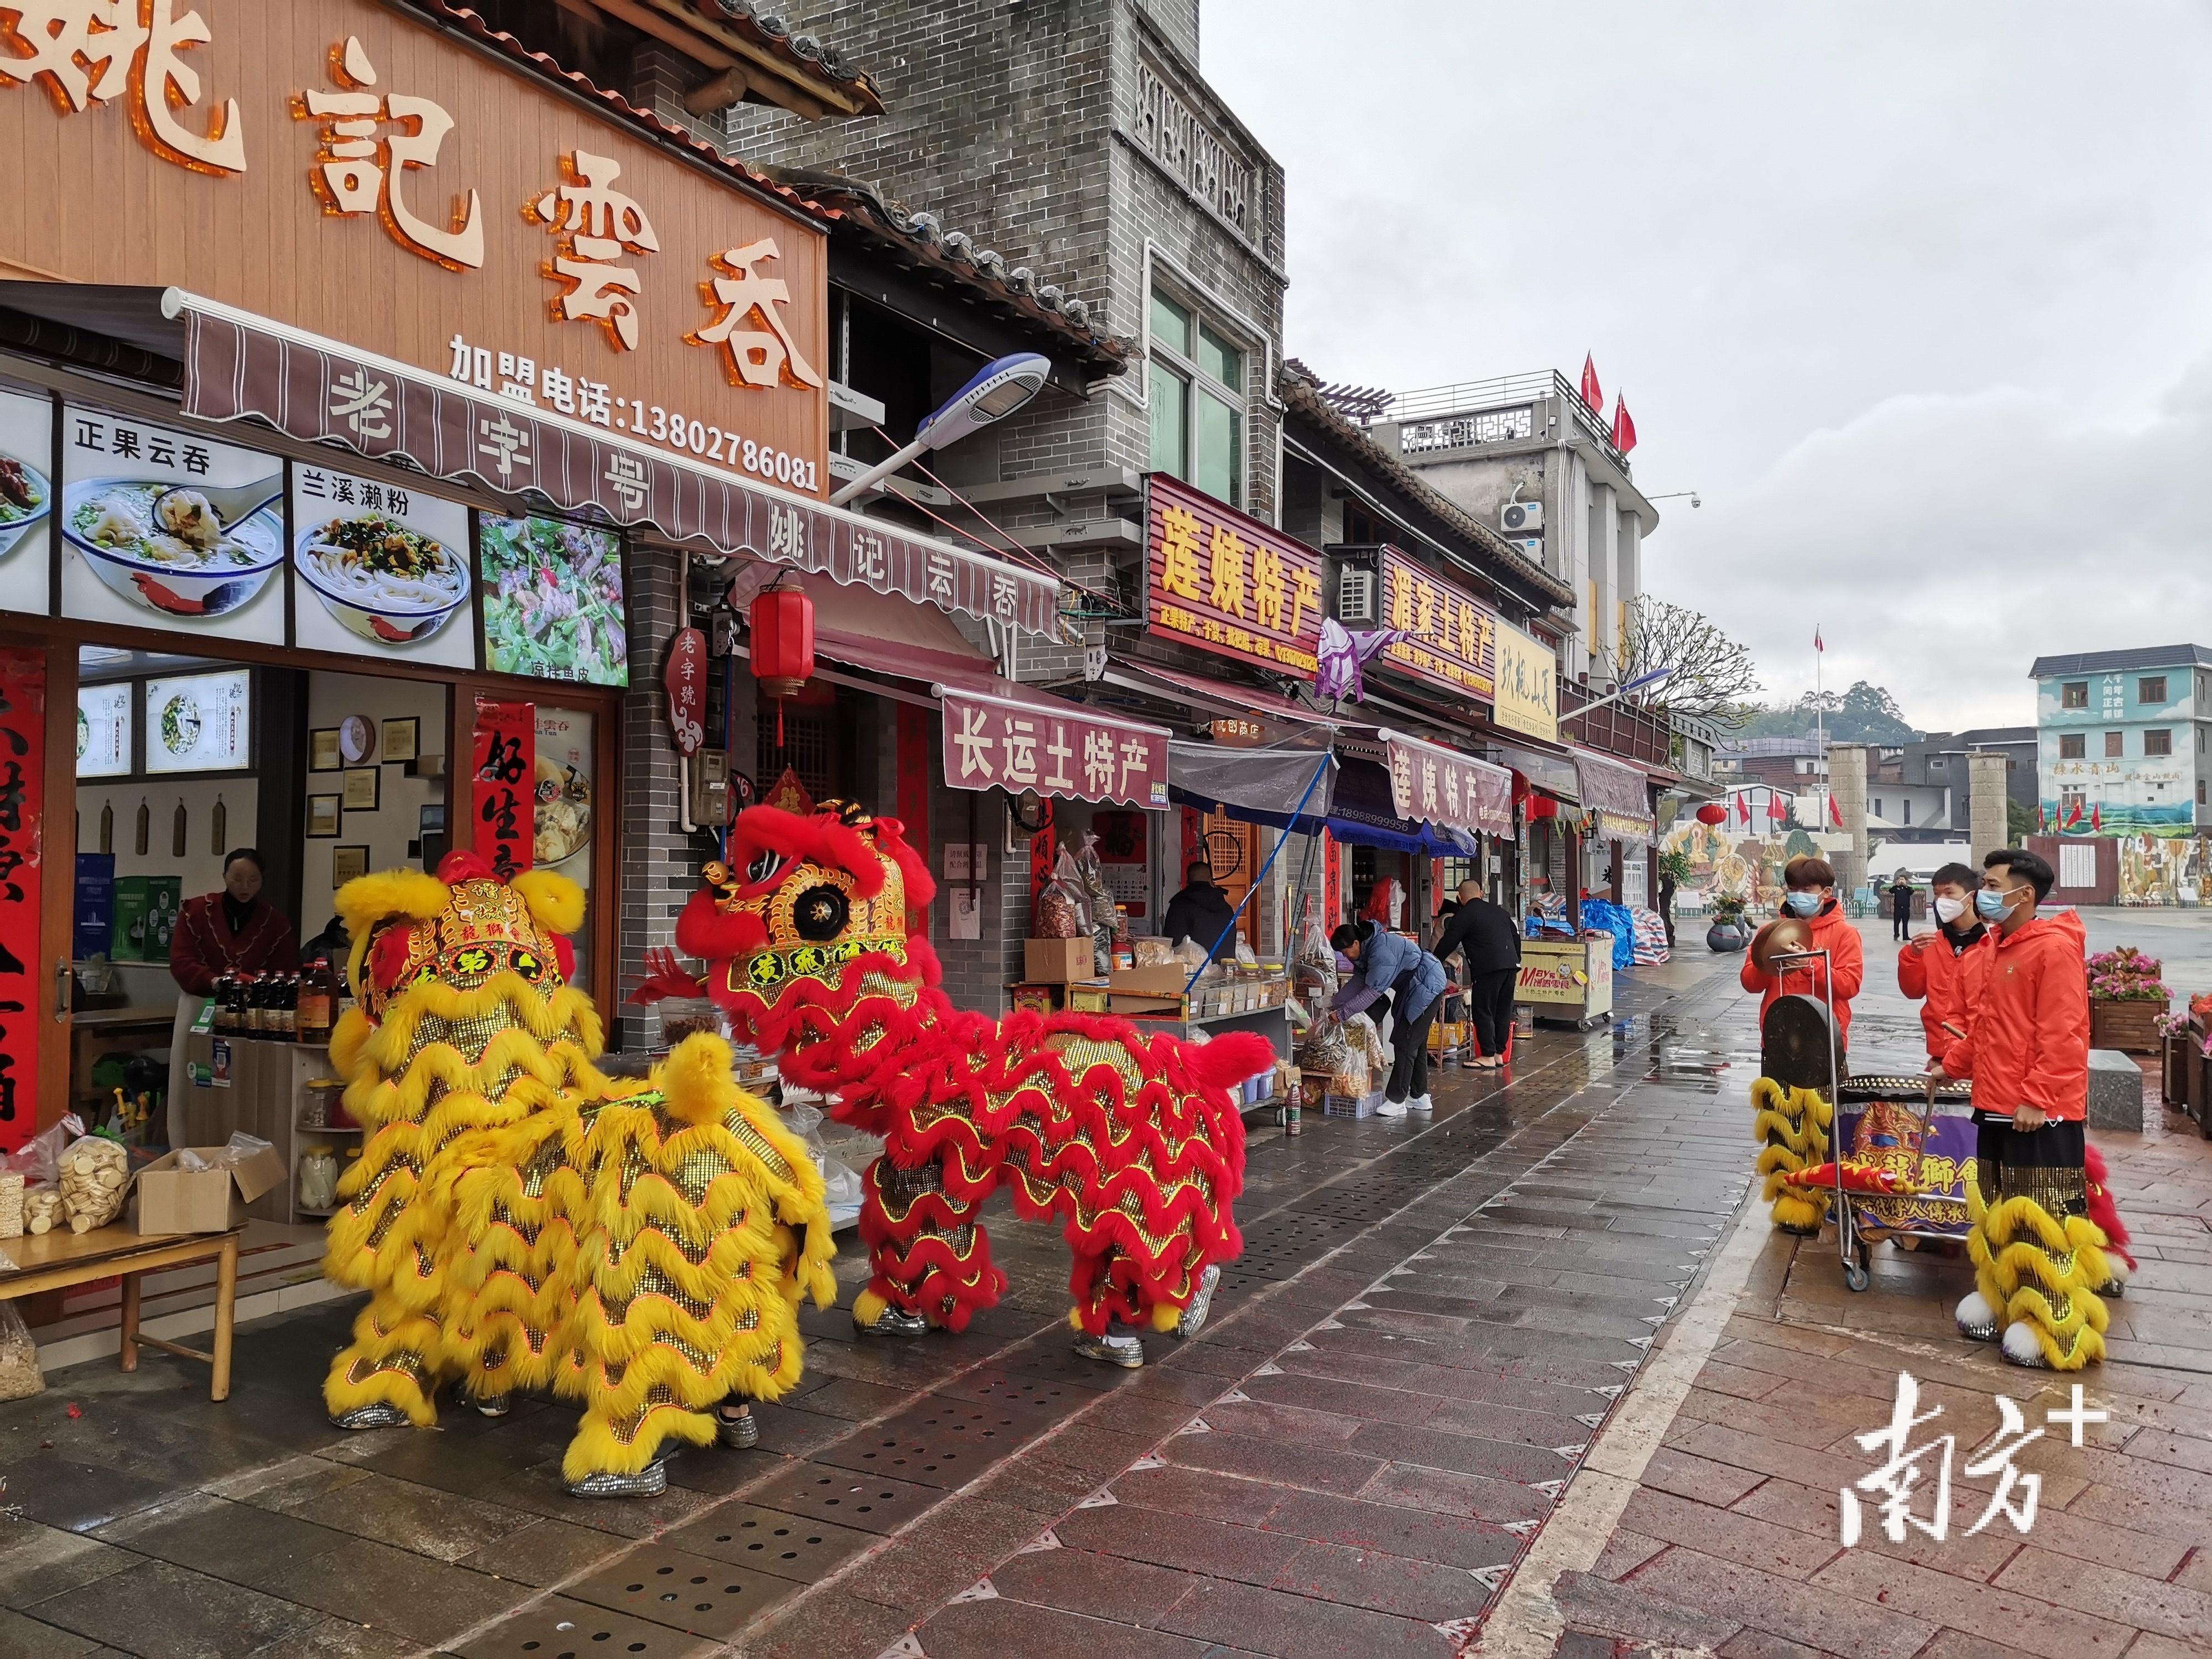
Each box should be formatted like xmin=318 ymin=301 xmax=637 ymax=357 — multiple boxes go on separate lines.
xmin=618 ymin=551 xmax=700 ymax=1052
xmin=1969 ymin=752 xmax=2010 ymax=865
xmin=1829 ymin=743 xmax=1869 ymax=896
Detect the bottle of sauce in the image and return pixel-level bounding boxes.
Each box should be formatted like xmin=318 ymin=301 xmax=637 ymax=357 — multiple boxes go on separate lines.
xmin=211 ymin=974 xmax=233 ymax=1035
xmin=244 ymin=973 xmax=267 ymax=1037
xmin=296 ymin=961 xmax=335 ymax=1046
xmin=276 ymin=975 xmax=298 ymax=1042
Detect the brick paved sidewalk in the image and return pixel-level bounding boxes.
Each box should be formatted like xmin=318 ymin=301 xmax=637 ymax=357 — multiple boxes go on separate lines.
xmin=1490 ymin=925 xmax=2212 ymax=1659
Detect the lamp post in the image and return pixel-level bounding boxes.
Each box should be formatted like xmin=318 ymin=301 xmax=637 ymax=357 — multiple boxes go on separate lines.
xmin=827 ymin=352 xmax=1052 ymax=507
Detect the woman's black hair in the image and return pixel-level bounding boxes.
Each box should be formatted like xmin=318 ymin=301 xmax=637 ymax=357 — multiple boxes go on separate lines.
xmin=1329 ymin=922 xmax=1361 ymax=953
xmin=222 ymin=848 xmax=265 ymax=875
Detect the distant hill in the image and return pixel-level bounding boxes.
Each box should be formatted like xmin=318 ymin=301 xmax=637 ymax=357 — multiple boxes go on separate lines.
xmin=1738 ymin=680 xmax=1919 ymax=745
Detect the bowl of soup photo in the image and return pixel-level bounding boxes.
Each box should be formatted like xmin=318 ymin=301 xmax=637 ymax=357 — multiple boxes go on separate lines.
xmin=0 ymin=452 xmax=51 ymax=565
xmin=294 ymin=512 xmax=471 ymax=644
xmin=65 ymin=478 xmax=283 ymax=618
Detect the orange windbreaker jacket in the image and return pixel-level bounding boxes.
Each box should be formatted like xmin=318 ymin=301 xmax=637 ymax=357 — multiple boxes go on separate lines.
xmin=1896 ymin=925 xmax=1992 ymax=1062
xmin=1939 ymin=909 xmax=2090 ymax=1123
xmin=1740 ymin=899 xmax=1864 ymax=1046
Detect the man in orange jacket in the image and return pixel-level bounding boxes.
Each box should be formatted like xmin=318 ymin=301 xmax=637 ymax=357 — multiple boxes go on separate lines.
xmin=1741 ymin=855 xmax=1864 ymax=1049
xmin=1933 ymin=848 xmax=2113 ymax=1369
xmin=1896 ymin=862 xmax=1990 ymax=1063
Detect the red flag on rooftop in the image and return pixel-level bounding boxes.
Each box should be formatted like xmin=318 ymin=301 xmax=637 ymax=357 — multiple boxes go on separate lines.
xmin=1610 ymin=395 xmax=1637 ymax=455
xmin=1814 ymin=627 xmax=1824 ymax=653
xmin=1579 ymin=353 xmax=1603 ymax=413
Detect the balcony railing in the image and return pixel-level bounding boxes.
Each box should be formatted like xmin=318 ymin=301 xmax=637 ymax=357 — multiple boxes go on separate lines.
xmin=1388 ymin=370 xmax=1632 ymax=476
xmin=1557 ymin=676 xmax=1671 ymax=769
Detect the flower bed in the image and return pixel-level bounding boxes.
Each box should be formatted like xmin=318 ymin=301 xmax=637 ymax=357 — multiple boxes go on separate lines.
xmin=2088 ymin=947 xmax=2169 ymax=1053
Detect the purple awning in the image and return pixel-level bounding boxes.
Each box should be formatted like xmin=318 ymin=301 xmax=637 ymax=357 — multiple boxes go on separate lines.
xmin=1380 ymin=729 xmax=1514 ymax=838
xmin=163 ymin=289 xmax=1061 ymax=637
xmin=1573 ymin=749 xmax=1656 ymax=842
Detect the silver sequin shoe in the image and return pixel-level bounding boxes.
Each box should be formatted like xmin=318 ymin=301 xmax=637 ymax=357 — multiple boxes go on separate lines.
xmin=716 ymin=1404 xmax=760 ymax=1449
xmin=1176 ymin=1264 xmax=1223 ymax=1340
xmin=1953 ymin=1291 xmax=1999 ymax=1344
xmin=329 ymin=1402 xmax=412 ymax=1430
xmin=471 ymin=1393 xmax=511 ymax=1419
xmin=1074 ymin=1331 xmax=1145 ymax=1369
xmin=857 ymin=1303 xmax=931 ymax=1338
xmin=565 ymin=1448 xmax=675 ymax=1499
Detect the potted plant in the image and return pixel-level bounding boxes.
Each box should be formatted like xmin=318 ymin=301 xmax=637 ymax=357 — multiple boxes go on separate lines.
xmin=1707 ymin=895 xmax=1750 ymax=953
xmin=2087 ymin=947 xmax=2170 ymax=1053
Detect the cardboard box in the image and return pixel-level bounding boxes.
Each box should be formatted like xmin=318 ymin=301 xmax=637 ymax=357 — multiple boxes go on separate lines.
xmin=133 ymin=1144 xmax=289 ymax=1234
xmin=1025 ymin=937 xmax=1094 ymax=983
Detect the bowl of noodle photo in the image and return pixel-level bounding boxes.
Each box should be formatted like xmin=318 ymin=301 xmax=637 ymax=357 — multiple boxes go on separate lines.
xmin=533 ymin=753 xmax=592 ymax=866
xmin=0 ymin=451 xmax=50 ymax=564
xmin=295 ymin=512 xmax=471 ymax=644
xmin=65 ymin=477 xmax=282 ymax=618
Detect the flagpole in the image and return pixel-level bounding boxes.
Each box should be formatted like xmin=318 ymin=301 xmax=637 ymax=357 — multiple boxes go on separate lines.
xmin=1814 ymin=624 xmax=1825 ymax=819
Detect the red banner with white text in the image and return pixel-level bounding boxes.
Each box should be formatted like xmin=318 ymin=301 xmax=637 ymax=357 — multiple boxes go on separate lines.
xmin=472 ymin=699 xmax=536 ymax=880
xmin=0 ymin=650 xmax=45 ymax=1151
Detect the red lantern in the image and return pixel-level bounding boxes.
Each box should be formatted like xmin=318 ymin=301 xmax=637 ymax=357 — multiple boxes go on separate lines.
xmin=1695 ymin=802 xmax=1728 ymax=826
xmin=750 ymin=576 xmax=815 ymax=743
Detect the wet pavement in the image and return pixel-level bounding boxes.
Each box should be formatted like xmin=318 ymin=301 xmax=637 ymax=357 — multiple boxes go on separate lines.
xmin=0 ymin=946 xmax=1766 ymax=1658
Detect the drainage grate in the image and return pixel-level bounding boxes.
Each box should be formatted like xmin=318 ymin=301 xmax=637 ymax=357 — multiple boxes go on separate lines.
xmin=935 ymin=1369 xmax=1092 ymax=1416
xmin=566 ymin=1542 xmax=802 ymax=1639
xmin=813 ymin=1398 xmax=1054 ymax=1488
xmin=664 ymin=1503 xmax=874 ymax=1582
xmin=743 ymin=1463 xmax=943 ymax=1533
xmin=454 ymin=1594 xmax=702 ymax=1658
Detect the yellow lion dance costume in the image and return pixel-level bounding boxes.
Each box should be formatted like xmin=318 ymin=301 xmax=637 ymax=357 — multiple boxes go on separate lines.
xmin=1750 ymin=1076 xmax=1831 ymax=1234
xmin=320 ymin=851 xmax=836 ymax=1496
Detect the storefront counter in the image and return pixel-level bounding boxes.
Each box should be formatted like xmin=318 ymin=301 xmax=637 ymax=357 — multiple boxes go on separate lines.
xmin=1517 ymin=937 xmax=1614 ymax=1030
xmin=176 ymin=1035 xmax=342 ymax=1225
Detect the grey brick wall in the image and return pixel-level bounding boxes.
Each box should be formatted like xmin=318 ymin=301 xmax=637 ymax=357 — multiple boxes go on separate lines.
xmin=617 ymin=551 xmax=705 ymax=1051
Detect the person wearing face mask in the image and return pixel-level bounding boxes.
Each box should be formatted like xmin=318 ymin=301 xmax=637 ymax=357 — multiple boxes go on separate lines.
xmin=1739 ymin=855 xmax=1865 ymax=1048
xmin=1896 ymin=863 xmax=1990 ymax=1066
xmin=1933 ymin=849 xmax=2113 ymax=1370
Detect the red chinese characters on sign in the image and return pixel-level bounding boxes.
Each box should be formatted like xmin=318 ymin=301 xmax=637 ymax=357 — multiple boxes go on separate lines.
xmin=1380 ymin=547 xmax=1497 ymax=700
xmin=0 ymin=650 xmax=43 ymax=1151
xmin=1146 ymin=473 xmax=1323 ymax=677
xmin=472 ymin=698 xmax=536 ymax=879
xmin=663 ymin=626 xmax=706 ymax=757
xmin=1385 ymin=734 xmax=1514 ymax=838
xmin=942 ymin=691 xmax=1170 ymax=809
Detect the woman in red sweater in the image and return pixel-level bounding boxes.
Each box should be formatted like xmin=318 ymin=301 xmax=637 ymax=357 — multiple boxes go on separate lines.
xmin=168 ymin=849 xmax=299 ymax=1098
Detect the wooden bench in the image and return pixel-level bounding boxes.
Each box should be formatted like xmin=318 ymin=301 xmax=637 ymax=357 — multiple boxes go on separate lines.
xmin=1 ymin=1223 xmax=243 ymax=1400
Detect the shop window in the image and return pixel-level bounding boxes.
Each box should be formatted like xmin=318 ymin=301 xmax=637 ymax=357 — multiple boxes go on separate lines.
xmin=2105 ymin=731 xmax=2124 ymax=758
xmin=1147 ymin=283 xmax=1244 ymax=507
xmin=2059 ymin=733 xmax=2085 ymax=759
xmin=1902 ymin=799 xmax=1912 ymax=825
xmin=2140 ymin=676 xmax=2167 ymax=705
xmin=2145 ymin=728 xmax=2173 ymax=757
xmin=2060 ymin=681 xmax=2088 ymax=709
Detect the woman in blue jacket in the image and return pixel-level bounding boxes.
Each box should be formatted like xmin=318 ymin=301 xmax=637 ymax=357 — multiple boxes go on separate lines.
xmin=1331 ymin=919 xmax=1448 ymax=1118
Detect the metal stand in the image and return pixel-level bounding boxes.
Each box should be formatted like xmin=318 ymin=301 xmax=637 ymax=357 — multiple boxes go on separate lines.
xmin=1770 ymin=946 xmax=1859 ymax=1287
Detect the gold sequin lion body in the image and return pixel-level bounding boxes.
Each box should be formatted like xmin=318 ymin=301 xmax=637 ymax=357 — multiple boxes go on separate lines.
xmin=320 ymin=851 xmax=835 ymax=1480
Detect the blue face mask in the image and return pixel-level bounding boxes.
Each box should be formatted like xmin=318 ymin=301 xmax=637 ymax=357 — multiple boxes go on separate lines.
xmin=1974 ymin=887 xmax=2013 ymax=921
xmin=1783 ymin=891 xmax=1821 ymax=917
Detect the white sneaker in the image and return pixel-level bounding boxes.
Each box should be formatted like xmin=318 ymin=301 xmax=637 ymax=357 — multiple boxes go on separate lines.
xmin=1407 ymin=1094 xmax=1433 ymax=1114
xmin=1371 ymin=1096 xmax=1407 ymax=1119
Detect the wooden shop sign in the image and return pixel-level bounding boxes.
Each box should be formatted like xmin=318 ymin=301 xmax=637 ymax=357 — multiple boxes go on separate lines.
xmin=1146 ymin=473 xmax=1323 ymax=677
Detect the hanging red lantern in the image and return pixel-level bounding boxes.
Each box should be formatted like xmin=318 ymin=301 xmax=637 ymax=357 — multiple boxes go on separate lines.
xmin=1695 ymin=802 xmax=1728 ymax=826
xmin=749 ymin=576 xmax=815 ymax=744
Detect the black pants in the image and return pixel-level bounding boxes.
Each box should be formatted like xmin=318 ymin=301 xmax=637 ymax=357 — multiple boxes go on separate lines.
xmin=1470 ymin=968 xmax=1519 ymax=1056
xmin=1386 ymin=998 xmax=1436 ymax=1102
xmin=1893 ymin=907 xmax=1911 ymax=940
xmin=1973 ymin=1113 xmax=2086 ymax=1214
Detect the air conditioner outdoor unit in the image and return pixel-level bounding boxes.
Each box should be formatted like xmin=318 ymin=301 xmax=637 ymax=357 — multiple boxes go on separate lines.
xmin=1500 ymin=500 xmax=1545 ymax=534
xmin=1337 ymin=566 xmax=1377 ymax=624
xmin=1506 ymin=536 xmax=1544 ymax=560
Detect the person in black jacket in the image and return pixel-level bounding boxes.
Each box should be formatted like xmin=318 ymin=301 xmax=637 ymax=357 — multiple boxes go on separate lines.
xmin=1161 ymin=859 xmax=1239 ymax=957
xmin=1431 ymin=880 xmax=1523 ymax=1069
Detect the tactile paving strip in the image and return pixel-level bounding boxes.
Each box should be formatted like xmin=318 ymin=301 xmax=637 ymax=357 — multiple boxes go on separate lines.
xmin=664 ymin=1502 xmax=875 ymax=1582
xmin=815 ymin=1397 xmax=1056 ymax=1487
xmin=743 ymin=1462 xmax=943 ymax=1533
xmin=454 ymin=1593 xmax=708 ymax=1658
xmin=566 ymin=1542 xmax=801 ymax=1639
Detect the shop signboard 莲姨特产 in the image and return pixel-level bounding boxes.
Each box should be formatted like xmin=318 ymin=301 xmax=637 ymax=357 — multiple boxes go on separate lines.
xmin=291 ymin=466 xmax=474 ymax=668
xmin=1493 ymin=618 xmax=1559 ymax=744
xmin=0 ymin=0 xmax=827 ymax=500
xmin=58 ymin=406 xmax=284 ymax=642
xmin=1383 ymin=733 xmax=1513 ymax=839
xmin=0 ymin=387 xmax=52 ymax=620
xmin=479 ymin=515 xmax=628 ymax=686
xmin=1378 ymin=549 xmax=1496 ymax=701
xmin=1145 ymin=473 xmax=1323 ymax=676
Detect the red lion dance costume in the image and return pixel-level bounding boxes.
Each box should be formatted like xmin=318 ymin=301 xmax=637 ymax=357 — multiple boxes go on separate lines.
xmin=664 ymin=802 xmax=1260 ymax=1358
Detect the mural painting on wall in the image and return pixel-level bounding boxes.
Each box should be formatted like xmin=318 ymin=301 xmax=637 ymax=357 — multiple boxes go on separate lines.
xmin=2116 ymin=835 xmax=2212 ymax=907
xmin=1661 ymin=819 xmax=1822 ymax=914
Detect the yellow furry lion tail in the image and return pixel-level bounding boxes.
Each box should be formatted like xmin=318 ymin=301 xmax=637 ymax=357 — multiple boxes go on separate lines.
xmin=560 ymin=1034 xmax=837 ymax=1480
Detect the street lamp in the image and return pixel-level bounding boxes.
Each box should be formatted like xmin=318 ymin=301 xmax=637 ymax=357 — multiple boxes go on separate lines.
xmin=827 ymin=352 xmax=1052 ymax=507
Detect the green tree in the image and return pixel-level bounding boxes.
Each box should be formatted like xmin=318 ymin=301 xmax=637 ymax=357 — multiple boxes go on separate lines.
xmin=2006 ymin=797 xmax=2036 ymax=843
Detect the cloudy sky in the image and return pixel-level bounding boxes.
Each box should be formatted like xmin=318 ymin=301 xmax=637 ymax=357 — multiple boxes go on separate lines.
xmin=1202 ymin=1 xmax=2212 ymax=731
